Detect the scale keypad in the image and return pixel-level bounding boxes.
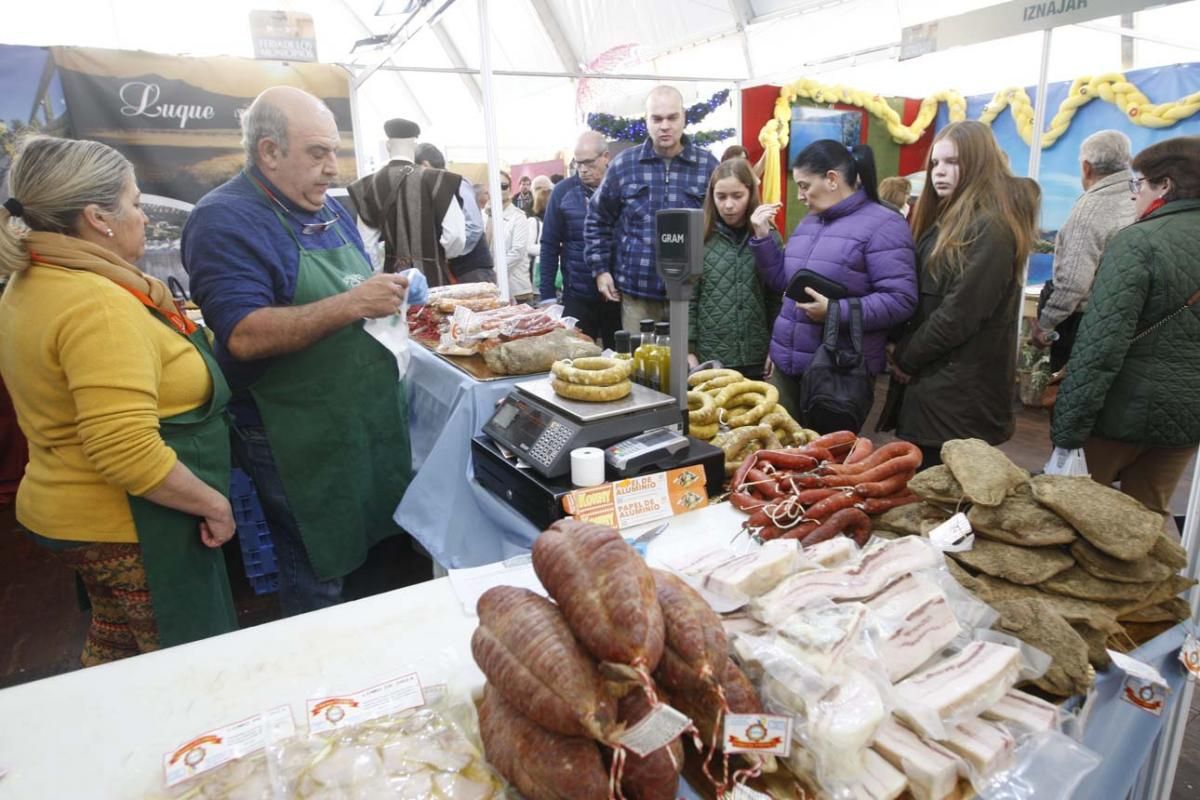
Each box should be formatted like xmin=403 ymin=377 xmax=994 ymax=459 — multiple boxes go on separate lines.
xmin=529 ymin=421 xmax=572 ymax=466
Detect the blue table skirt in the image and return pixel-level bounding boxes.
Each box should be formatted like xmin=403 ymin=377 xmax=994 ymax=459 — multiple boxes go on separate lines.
xmin=395 ymin=345 xmax=540 ymax=568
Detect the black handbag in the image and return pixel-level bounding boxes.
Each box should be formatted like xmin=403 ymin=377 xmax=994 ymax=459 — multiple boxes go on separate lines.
xmin=798 ymin=297 xmax=874 ymax=434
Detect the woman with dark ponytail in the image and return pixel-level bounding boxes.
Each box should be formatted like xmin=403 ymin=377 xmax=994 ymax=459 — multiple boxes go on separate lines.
xmin=749 ymin=140 xmax=917 ymax=425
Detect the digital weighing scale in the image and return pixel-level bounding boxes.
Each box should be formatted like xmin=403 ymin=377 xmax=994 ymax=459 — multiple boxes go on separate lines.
xmin=482 ymin=377 xmax=681 ymax=479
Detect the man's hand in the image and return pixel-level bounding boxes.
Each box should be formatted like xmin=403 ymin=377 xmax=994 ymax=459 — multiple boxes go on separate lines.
xmin=763 ymin=355 xmax=774 ymax=380
xmin=1030 ymin=323 xmax=1055 ymax=349
xmin=687 ymin=353 xmax=700 ymax=370
xmin=349 ymin=273 xmax=411 ymax=319
xmin=596 ymin=272 xmax=621 ymax=302
xmin=199 ymin=498 xmax=236 ymax=548
xmin=750 ymin=203 xmax=781 ymax=239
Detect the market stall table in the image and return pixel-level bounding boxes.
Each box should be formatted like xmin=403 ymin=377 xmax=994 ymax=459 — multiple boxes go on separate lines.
xmin=397 ymin=343 xmax=539 ymax=569
xmin=0 ymin=503 xmax=1190 ymax=798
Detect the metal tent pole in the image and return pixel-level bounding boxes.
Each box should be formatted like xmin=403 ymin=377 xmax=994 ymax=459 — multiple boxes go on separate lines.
xmin=477 ymin=0 xmax=509 ymax=299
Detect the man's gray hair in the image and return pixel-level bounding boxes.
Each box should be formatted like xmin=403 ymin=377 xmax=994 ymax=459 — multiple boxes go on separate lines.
xmin=241 ymin=98 xmax=290 ymax=165
xmin=1080 ymin=130 xmax=1132 ymax=176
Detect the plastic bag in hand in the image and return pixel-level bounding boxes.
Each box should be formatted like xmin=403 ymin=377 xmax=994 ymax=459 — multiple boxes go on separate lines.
xmin=400 ymin=268 xmax=429 ymax=306
xmin=1043 ymin=447 xmax=1088 ymax=477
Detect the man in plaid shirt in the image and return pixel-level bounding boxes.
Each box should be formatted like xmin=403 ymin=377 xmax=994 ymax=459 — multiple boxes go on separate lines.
xmin=585 ymin=85 xmax=719 ymax=331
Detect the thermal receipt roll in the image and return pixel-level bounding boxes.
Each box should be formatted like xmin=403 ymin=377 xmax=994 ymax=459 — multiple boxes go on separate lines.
xmin=570 ymin=447 xmax=606 ymax=488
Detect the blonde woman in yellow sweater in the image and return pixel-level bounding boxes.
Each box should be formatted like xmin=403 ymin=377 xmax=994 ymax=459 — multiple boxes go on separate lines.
xmin=0 ymin=137 xmax=237 ymax=665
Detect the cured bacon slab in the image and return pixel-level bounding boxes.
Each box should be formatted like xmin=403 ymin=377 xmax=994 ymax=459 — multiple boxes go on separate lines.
xmin=847 ymin=748 xmax=908 ymax=800
xmin=871 ymin=717 xmax=961 ymax=800
xmin=867 ymin=575 xmax=962 ymax=682
xmin=751 ymin=537 xmax=938 ymax=627
xmin=894 ymin=641 xmax=1021 ymax=739
xmin=939 ymin=717 xmax=1015 ymax=776
xmin=981 ymin=688 xmax=1059 ymax=733
xmin=705 ymin=539 xmax=802 ymax=598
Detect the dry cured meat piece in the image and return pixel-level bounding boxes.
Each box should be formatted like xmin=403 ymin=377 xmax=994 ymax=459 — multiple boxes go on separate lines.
xmin=872 ymin=716 xmax=961 ymax=800
xmin=955 ymin=572 xmax=1123 ymax=637
xmin=1040 ymin=566 xmax=1160 ymax=603
xmin=1030 ymin=474 xmax=1160 ymax=561
xmin=651 ymin=570 xmax=728 ymax=696
xmin=873 ymin=502 xmax=951 ymax=537
xmin=480 ymin=328 xmax=601 ymax=375
xmin=1110 ymin=574 xmax=1198 ymax=617
xmin=1151 ymin=530 xmax=1189 ymax=569
xmin=478 ymin=685 xmax=609 ymax=800
xmin=845 ymin=749 xmax=907 ymax=800
xmin=471 ymin=586 xmax=617 ymax=741
xmin=940 ymin=717 xmax=1016 ymax=777
xmin=610 ymin=688 xmax=684 ymax=800
xmin=1070 ymin=622 xmax=1112 ymax=668
xmin=894 ymin=641 xmax=1021 ymax=738
xmin=532 ymin=519 xmax=665 ymax=685
xmin=867 ymin=575 xmax=962 ymax=682
xmin=1070 ymin=539 xmax=1175 ymax=585
xmin=940 ymin=439 xmax=1029 ymax=507
xmin=991 ymin=599 xmax=1093 ymax=697
xmin=1118 ymin=597 xmax=1191 ymax=624
xmin=907 ymin=465 xmax=965 ymax=505
xmin=967 ymin=485 xmax=1077 ymax=547
xmin=949 ymin=539 xmax=1074 ymax=586
xmin=982 ymin=689 xmax=1059 ymax=733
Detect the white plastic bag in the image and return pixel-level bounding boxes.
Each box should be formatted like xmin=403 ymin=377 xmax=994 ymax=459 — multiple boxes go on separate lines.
xmin=364 ymin=300 xmax=411 ymax=379
xmin=1043 ymin=447 xmax=1088 ymax=476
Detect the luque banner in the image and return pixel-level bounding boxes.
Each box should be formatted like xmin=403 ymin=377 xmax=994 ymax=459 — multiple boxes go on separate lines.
xmin=50 ymin=46 xmax=355 ymax=290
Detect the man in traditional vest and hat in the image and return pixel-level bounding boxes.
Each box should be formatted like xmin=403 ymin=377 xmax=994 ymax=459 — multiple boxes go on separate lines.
xmin=348 ymin=118 xmax=465 ymax=285
xmin=182 ymin=87 xmax=416 ymax=615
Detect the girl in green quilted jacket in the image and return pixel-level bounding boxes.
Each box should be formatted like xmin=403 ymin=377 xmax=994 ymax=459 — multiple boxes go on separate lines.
xmin=688 ymin=158 xmax=779 ymax=379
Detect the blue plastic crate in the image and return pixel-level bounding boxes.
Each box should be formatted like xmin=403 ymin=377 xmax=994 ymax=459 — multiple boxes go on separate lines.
xmin=230 ymin=468 xmax=279 ymax=593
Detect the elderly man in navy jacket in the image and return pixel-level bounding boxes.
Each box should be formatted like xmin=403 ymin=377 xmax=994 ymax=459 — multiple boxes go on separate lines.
xmin=539 ymin=130 xmax=620 ymax=347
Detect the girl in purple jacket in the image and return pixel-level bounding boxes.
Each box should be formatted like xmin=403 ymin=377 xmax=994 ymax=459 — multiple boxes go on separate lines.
xmin=749 ymin=141 xmax=918 ymax=423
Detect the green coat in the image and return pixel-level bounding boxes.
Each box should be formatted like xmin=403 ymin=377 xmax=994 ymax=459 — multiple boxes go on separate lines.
xmin=1053 ymin=198 xmax=1200 ymax=449
xmin=689 ymin=224 xmax=776 ymax=370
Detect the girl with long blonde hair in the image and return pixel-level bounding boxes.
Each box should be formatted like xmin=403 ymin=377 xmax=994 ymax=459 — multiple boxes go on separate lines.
xmin=887 ymin=121 xmax=1037 ymax=467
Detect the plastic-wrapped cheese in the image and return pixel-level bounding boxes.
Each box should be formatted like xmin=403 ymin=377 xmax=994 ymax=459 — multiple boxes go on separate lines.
xmin=809 ymin=669 xmax=886 ymax=781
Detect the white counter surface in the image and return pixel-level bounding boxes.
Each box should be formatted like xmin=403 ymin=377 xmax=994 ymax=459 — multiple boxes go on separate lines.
xmin=0 ymin=503 xmax=747 ymax=798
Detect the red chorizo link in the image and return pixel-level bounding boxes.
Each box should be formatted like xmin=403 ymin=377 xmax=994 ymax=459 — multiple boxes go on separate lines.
xmin=855 ymin=493 xmax=919 ymax=514
xmin=852 ymin=524 xmax=872 ymax=546
xmin=820 ymin=441 xmax=922 ymax=475
xmin=757 ymin=524 xmax=783 ymax=541
xmin=731 ymin=490 xmax=768 ymax=512
xmin=819 ymin=449 xmax=923 ymax=488
xmin=855 ymin=471 xmax=916 ymax=498
xmin=744 ymin=468 xmax=783 ymax=499
xmin=730 ymin=451 xmax=761 ymax=491
xmin=755 ymin=450 xmax=820 ymax=472
xmin=793 ymin=487 xmax=841 ymax=505
xmin=800 ymin=488 xmax=859 ymax=521
xmin=794 ymin=445 xmax=835 ymax=464
xmin=810 ymin=431 xmax=858 ymax=460
xmin=780 ymin=521 xmax=820 ymax=541
xmin=843 ymin=437 xmax=875 ymax=465
xmin=800 ymin=508 xmax=871 ymax=547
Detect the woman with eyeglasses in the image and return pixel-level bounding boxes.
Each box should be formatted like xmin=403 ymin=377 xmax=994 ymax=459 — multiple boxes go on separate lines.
xmin=886 ymin=121 xmax=1038 ymax=468
xmin=0 ymin=136 xmax=238 ymax=665
xmin=490 ymin=170 xmax=533 ymax=303
xmin=1052 ymin=135 xmax=1200 ymax=518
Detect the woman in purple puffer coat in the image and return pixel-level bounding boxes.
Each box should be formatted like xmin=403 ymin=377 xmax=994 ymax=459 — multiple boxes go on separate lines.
xmin=749 ymin=140 xmax=918 ymax=425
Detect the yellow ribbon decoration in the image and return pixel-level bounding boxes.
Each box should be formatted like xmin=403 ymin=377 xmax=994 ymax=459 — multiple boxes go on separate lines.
xmin=758 ymin=73 xmax=1200 ymax=204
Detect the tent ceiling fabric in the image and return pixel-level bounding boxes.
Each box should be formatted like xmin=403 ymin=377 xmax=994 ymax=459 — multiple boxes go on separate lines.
xmin=2 ymin=0 xmax=1198 ymax=165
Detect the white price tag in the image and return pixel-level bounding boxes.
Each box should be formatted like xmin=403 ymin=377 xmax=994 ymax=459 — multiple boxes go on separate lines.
xmin=617 ymin=703 xmax=692 ymax=757
xmin=1109 ymin=650 xmax=1170 ymax=716
xmin=723 ymin=713 xmax=792 ymax=758
xmin=928 ymin=512 xmax=974 ymax=552
xmin=307 ymin=673 xmax=425 ymax=734
xmin=163 ymin=706 xmax=295 ymax=787
xmin=1180 ymin=634 xmax=1200 ymax=679
xmin=725 ymin=784 xmax=772 ymax=800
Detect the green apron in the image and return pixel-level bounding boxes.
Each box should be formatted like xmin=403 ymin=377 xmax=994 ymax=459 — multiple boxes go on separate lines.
xmin=128 ymin=314 xmax=238 ymax=648
xmin=248 ymin=188 xmax=412 ymax=581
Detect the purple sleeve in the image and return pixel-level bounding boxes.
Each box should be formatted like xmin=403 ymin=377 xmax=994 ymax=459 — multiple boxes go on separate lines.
xmin=837 ymin=214 xmax=918 ymax=333
xmin=750 ymin=233 xmax=788 ymax=294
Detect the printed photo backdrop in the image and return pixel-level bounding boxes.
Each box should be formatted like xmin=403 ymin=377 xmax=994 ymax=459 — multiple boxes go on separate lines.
xmin=0 ymin=45 xmax=69 ymax=202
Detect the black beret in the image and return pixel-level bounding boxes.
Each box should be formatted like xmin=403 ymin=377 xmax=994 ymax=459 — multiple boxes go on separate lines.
xmin=384 ymin=118 xmax=421 ymax=139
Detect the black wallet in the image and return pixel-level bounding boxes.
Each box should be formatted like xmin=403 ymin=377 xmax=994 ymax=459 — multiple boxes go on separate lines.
xmin=785 ymin=269 xmax=849 ymax=302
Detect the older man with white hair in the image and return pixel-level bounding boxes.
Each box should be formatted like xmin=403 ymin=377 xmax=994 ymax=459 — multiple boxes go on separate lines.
xmin=1033 ymin=129 xmax=1136 ymax=370
xmin=585 ymin=85 xmax=719 ymax=331
xmin=182 ymin=86 xmax=415 ymax=616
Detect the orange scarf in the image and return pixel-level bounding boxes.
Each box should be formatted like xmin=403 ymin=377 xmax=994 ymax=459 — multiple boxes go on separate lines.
xmin=26 ymin=232 xmax=195 ymax=334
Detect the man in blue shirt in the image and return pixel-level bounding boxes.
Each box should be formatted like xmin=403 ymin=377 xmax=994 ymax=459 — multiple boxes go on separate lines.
xmin=539 ymin=130 xmax=619 ymax=347
xmin=584 ymin=85 xmax=719 ymax=332
xmin=182 ymin=86 xmax=413 ymax=616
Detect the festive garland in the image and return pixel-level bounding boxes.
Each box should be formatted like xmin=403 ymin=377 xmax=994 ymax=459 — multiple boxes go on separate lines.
xmin=689 ymin=128 xmax=737 ymax=146
xmin=588 ymin=89 xmax=731 ymax=142
xmin=757 ymin=74 xmax=1200 ymax=203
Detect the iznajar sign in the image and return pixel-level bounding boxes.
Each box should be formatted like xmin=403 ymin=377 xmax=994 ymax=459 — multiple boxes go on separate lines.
xmin=900 ymin=0 xmax=1191 ymax=60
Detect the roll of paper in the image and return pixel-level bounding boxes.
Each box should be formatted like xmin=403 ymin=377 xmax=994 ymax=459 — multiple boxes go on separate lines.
xmin=570 ymin=447 xmax=606 ymax=488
